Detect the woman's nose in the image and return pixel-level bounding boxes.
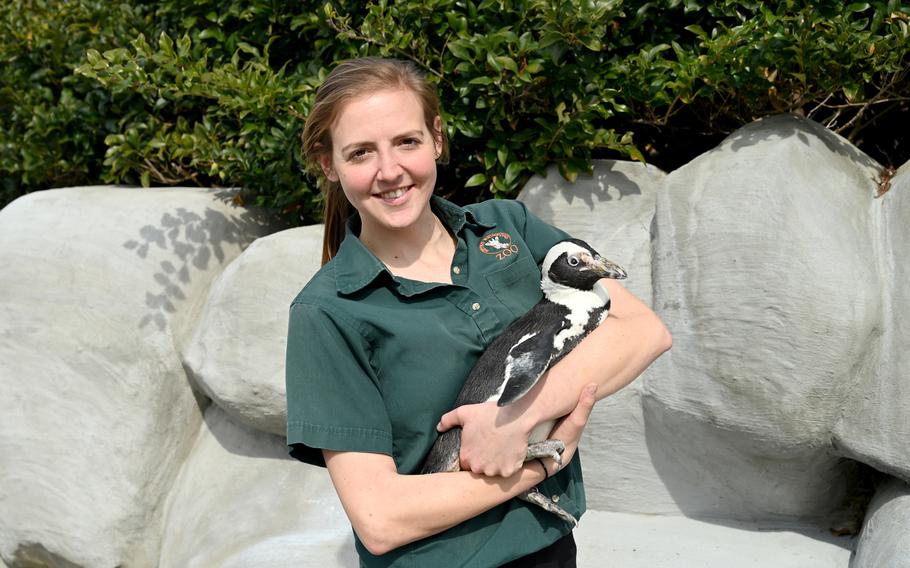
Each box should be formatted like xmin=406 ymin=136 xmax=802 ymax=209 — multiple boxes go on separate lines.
xmin=376 ymin=151 xmax=403 ymax=181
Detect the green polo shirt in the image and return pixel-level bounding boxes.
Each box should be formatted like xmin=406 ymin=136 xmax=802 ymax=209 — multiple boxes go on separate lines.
xmin=286 ymin=196 xmax=585 ymax=568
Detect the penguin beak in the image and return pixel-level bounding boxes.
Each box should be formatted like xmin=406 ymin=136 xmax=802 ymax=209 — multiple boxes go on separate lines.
xmin=589 ymin=254 xmax=627 ymax=280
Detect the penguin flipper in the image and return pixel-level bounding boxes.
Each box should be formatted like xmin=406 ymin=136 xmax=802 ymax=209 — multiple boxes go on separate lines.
xmin=497 ymin=330 xmax=557 ymax=406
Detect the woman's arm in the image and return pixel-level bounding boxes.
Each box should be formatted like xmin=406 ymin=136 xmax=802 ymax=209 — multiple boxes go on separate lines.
xmin=438 ymin=280 xmax=672 ymax=476
xmin=324 ymin=385 xmax=597 ymax=556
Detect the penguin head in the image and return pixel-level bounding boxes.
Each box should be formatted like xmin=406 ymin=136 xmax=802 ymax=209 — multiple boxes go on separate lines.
xmin=541 ymin=239 xmax=627 ymax=293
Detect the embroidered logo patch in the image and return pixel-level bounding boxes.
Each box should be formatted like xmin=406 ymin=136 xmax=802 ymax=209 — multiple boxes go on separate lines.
xmin=479 ymin=232 xmax=519 ymax=260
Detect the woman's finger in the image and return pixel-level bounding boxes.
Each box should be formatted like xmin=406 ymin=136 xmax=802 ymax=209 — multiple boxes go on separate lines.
xmin=551 ymin=383 xmax=597 ymax=438
xmin=567 ymin=384 xmax=597 ymax=425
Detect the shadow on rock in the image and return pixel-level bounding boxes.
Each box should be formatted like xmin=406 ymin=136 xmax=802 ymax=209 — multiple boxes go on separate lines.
xmin=724 ymin=113 xmax=881 ymax=172
xmin=123 ymin=203 xmax=274 ymax=332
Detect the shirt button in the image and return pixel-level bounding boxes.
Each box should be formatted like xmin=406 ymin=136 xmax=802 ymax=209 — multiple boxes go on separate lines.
xmin=552 ymin=495 xmax=560 ymax=503
xmin=452 ymin=266 xmax=461 ymax=275
xmin=471 ymin=302 xmax=481 ymax=311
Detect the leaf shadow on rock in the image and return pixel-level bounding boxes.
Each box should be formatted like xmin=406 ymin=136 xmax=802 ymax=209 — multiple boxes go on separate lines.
xmin=723 ymin=113 xmax=881 ymax=173
xmin=521 ymin=161 xmax=646 ymax=228
xmin=122 ymin=193 xmax=276 ymax=332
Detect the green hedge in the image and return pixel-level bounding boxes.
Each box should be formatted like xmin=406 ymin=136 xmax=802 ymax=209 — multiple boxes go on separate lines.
xmin=3 ymin=0 xmax=909 ymax=222
xmin=0 ymin=0 xmax=152 ymax=207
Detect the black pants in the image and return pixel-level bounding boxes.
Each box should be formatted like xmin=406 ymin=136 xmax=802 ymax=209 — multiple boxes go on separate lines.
xmin=498 ymin=532 xmax=577 ymax=568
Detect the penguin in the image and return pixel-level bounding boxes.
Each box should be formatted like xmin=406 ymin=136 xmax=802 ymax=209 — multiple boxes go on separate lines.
xmin=421 ymin=238 xmax=627 ymax=525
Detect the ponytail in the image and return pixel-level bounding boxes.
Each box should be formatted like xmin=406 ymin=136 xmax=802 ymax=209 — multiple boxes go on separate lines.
xmin=321 ymin=183 xmax=353 ymax=265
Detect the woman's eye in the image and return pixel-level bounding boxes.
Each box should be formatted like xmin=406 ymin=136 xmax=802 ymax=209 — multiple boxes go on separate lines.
xmin=568 ymin=256 xmax=579 ymax=267
xmin=401 ymin=137 xmax=420 ymax=147
xmin=348 ymin=148 xmax=369 ymax=161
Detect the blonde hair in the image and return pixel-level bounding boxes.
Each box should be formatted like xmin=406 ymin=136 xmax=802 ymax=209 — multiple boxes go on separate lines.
xmin=302 ymin=57 xmax=449 ymax=265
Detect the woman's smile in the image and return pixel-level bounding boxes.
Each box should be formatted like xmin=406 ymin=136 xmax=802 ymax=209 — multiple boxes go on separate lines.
xmin=375 ymin=186 xmax=410 ymax=202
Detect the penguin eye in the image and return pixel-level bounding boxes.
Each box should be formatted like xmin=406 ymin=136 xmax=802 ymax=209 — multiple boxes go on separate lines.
xmin=568 ymin=256 xmax=580 ymax=267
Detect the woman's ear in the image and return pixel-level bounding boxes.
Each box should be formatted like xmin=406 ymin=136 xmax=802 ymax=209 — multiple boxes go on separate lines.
xmin=319 ymin=153 xmax=339 ymax=182
xmin=433 ymin=115 xmax=443 ymax=158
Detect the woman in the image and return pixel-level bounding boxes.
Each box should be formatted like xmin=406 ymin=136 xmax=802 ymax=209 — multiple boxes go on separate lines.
xmin=285 ymin=57 xmax=671 ymax=567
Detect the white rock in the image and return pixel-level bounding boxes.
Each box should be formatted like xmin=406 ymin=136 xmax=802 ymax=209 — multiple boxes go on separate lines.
xmin=648 ymin=114 xmax=884 ymax=520
xmin=181 ymin=224 xmax=323 ymax=435
xmin=833 ymin=164 xmax=910 ymax=481
xmin=0 ymin=186 xmax=272 ymax=567
xmin=852 ymin=477 xmax=910 ymax=568
xmin=158 ymin=405 xmax=357 ymax=568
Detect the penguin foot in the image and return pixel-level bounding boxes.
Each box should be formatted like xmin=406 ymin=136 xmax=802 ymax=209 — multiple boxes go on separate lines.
xmin=526 ymin=439 xmax=565 ymax=467
xmin=520 ymin=488 xmax=578 ymax=527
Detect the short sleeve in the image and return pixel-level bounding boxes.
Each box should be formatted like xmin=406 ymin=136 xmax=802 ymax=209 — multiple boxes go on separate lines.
xmin=516 ymin=200 xmax=572 ymax=264
xmin=285 ymin=301 xmax=393 ymax=467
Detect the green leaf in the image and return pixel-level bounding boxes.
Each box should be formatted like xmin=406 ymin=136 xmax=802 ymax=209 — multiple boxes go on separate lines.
xmin=486 ymin=51 xmax=502 ymax=72
xmin=581 ymin=37 xmax=602 ymax=51
xmin=445 ymin=13 xmax=467 ymax=34
xmin=495 ymin=56 xmax=518 ymax=73
xmin=685 ymin=24 xmax=707 ymax=39
xmin=504 ymin=162 xmax=522 ymax=184
xmin=842 ymin=83 xmax=861 ymax=102
xmin=558 ymin=162 xmax=579 ymax=183
xmin=539 ymin=30 xmax=563 ymax=48
xmin=198 ymin=28 xmax=225 ymax=42
xmin=448 ymin=42 xmax=472 ymax=60
xmin=497 ymin=146 xmax=508 ymax=166
xmin=464 ymin=173 xmax=488 ymax=187
xmin=642 ymin=43 xmax=671 ymax=62
xmin=158 ymin=32 xmax=175 ymax=56
xmin=846 ymin=3 xmax=871 ymax=12
xmin=236 ymin=42 xmax=260 ymax=57
xmin=85 ymin=49 xmax=102 ymax=65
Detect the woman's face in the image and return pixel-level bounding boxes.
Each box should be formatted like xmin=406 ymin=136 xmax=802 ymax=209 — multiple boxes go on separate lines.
xmin=322 ymin=88 xmax=442 ymax=239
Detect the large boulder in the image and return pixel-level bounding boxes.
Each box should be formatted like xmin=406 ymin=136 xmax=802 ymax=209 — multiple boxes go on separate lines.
xmin=158 ymin=405 xmax=357 ymax=568
xmin=182 ymin=225 xmax=323 ymax=436
xmin=0 ymin=187 xmax=273 ymax=567
xmin=647 ymin=114 xmax=890 ymax=520
xmin=833 ymin=159 xmax=910 ymax=480
xmin=851 ymin=477 xmax=910 ymax=568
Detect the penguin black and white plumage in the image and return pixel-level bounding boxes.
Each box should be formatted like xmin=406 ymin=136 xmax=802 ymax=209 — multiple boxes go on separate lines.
xmin=420 ymin=238 xmax=627 ymax=525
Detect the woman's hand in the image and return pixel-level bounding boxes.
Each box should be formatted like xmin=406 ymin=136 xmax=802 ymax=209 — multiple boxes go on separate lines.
xmin=436 ymin=383 xmax=598 ymax=477
xmin=436 ymin=400 xmax=533 ymax=477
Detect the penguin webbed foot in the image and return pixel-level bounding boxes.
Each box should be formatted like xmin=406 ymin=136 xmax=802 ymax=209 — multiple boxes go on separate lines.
xmin=525 ymin=439 xmax=564 ymax=467
xmin=520 ymin=488 xmax=578 ymax=527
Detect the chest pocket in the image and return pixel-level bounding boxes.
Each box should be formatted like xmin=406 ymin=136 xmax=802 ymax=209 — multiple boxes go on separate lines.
xmin=484 ymin=254 xmax=544 ymax=318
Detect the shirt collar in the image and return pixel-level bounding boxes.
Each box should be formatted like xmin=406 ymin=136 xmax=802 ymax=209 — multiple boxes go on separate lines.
xmin=334 ymin=195 xmax=494 ymax=295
